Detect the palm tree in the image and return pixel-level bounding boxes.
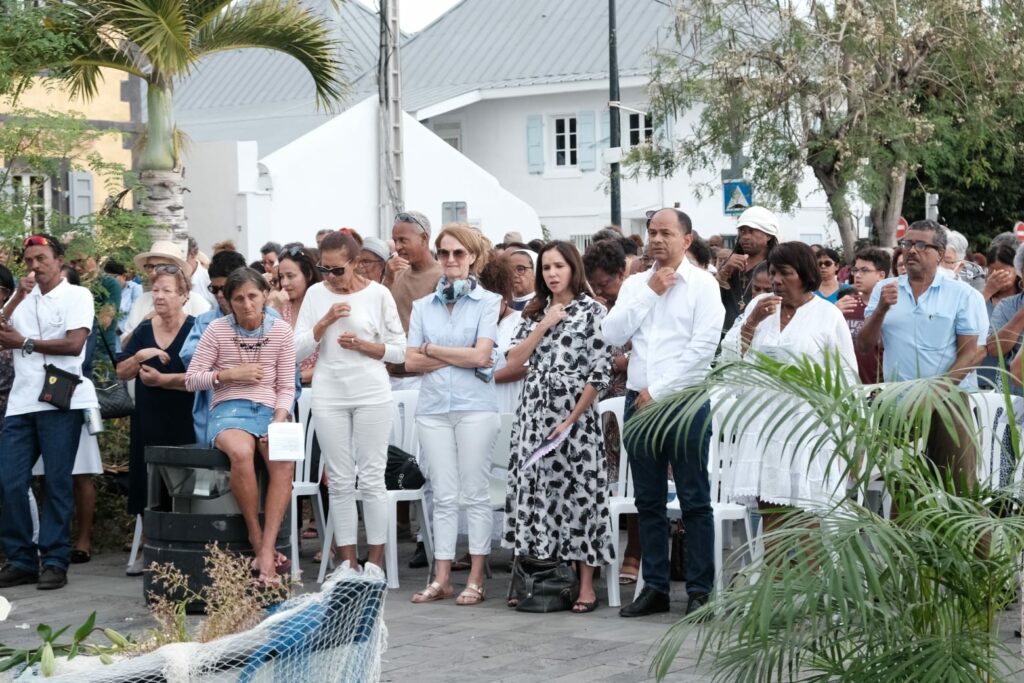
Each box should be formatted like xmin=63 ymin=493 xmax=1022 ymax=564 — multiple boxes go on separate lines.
xmin=51 ymin=0 xmax=345 ymax=242
xmin=626 ymin=355 xmax=1024 ymax=682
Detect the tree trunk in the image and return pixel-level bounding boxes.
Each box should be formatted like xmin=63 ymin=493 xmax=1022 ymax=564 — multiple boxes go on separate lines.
xmin=869 ymin=165 xmax=907 ymax=248
xmin=138 ymin=80 xmax=187 ymax=244
xmin=811 ymin=164 xmax=858 ymax=257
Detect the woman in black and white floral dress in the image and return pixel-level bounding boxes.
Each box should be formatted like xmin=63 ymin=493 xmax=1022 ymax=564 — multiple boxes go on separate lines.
xmin=501 ymin=241 xmax=613 ymax=614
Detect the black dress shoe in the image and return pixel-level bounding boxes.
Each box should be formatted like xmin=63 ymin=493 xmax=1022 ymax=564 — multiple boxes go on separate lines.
xmin=685 ymin=592 xmax=710 ymax=617
xmin=619 ymin=587 xmax=670 ymax=618
xmin=37 ymin=566 xmax=67 ymax=590
xmin=0 ymin=563 xmax=38 ymax=588
xmin=408 ymin=542 xmax=428 ymax=569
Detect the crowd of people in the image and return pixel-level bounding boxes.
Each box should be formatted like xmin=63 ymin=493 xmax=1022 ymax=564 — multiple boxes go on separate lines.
xmin=0 ymin=207 xmax=1009 ymax=618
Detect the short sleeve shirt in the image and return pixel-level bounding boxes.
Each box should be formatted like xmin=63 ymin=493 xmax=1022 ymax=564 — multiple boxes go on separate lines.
xmin=407 ymin=286 xmax=501 ymax=415
xmin=6 ymin=278 xmax=98 ymax=416
xmin=865 ymin=273 xmax=988 ymax=389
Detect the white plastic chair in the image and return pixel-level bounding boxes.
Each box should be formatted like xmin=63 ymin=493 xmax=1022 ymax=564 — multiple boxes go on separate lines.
xmin=971 ymin=391 xmax=1013 ymax=488
xmin=290 ymin=389 xmax=327 ymax=582
xmin=317 ymin=390 xmax=434 ymax=589
xmin=601 ymin=396 xmax=641 ymax=608
xmin=488 ymin=414 xmax=517 ymax=511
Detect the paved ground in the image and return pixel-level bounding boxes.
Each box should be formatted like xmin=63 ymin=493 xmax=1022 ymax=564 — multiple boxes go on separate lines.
xmin=4 ymin=533 xmax=1024 ymax=682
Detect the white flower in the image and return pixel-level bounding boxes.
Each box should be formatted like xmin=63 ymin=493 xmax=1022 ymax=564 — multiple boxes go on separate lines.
xmin=0 ymin=596 xmax=10 ymax=621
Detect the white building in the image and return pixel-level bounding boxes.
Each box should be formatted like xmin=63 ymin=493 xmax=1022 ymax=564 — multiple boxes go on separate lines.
xmin=175 ymin=0 xmax=865 ymax=252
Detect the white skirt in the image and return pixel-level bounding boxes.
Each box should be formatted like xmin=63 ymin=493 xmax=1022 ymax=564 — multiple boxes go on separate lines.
xmin=32 ymin=425 xmax=104 ymax=476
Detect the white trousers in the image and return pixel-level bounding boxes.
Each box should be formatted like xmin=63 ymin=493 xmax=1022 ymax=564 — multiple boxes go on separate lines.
xmin=416 ymin=411 xmax=500 ymax=560
xmin=315 ymin=399 xmax=392 ymax=547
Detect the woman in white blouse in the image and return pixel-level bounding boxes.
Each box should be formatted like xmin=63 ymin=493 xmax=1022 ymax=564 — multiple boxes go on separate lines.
xmin=722 ymin=241 xmax=858 ymax=526
xmin=294 ymin=231 xmax=407 ymax=571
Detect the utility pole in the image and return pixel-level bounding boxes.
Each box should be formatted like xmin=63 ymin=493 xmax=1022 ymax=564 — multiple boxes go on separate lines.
xmin=378 ymin=0 xmax=403 ymax=237
xmin=608 ymin=0 xmax=621 ymax=228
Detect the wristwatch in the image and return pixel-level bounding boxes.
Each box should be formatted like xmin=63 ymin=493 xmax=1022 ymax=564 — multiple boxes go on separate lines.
xmin=21 ymin=338 xmax=34 ymax=356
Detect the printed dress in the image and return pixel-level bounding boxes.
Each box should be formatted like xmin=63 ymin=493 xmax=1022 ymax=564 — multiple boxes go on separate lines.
xmin=502 ymin=294 xmax=615 ymax=566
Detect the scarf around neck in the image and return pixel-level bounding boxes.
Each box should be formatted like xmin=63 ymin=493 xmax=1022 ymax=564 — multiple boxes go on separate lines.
xmin=436 ymin=275 xmax=477 ymax=305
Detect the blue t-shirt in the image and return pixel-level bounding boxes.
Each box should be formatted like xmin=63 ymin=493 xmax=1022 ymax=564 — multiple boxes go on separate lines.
xmin=814 ymin=284 xmax=854 ymax=304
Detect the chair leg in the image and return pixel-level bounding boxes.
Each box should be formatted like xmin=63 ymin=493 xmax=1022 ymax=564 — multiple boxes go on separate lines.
xmin=608 ymin=512 xmax=621 ymax=607
xmin=317 ymin=510 xmax=334 ymax=584
xmin=127 ymin=514 xmax=143 ymax=569
xmin=289 ymin=494 xmax=300 ymax=583
xmin=419 ymin=498 xmax=435 ymax=577
xmin=713 ymin=512 xmax=725 ymax=595
xmin=311 ymin=491 xmax=327 ymax=545
xmin=386 ymin=497 xmax=400 ymax=589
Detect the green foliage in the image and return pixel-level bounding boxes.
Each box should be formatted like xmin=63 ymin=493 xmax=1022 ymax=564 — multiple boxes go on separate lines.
xmin=0 ymin=0 xmax=76 ymax=103
xmin=627 ymin=355 xmax=1024 ymax=682
xmin=0 ymin=611 xmax=132 ymax=676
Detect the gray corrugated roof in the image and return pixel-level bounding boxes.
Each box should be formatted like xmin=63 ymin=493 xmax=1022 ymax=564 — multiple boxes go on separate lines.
xmin=175 ymin=0 xmax=383 ymax=113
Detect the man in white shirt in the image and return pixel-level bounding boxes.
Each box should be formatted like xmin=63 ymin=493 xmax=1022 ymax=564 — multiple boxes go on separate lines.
xmin=0 ymin=234 xmax=99 ymax=590
xmin=602 ymin=209 xmax=725 ymax=618
xmin=187 ymin=236 xmax=217 ymax=309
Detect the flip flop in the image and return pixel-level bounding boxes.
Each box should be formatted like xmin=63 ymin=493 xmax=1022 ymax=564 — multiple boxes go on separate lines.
xmin=70 ymin=549 xmax=92 ymax=564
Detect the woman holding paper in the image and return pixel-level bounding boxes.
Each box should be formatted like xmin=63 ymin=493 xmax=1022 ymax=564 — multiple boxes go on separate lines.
xmin=294 ymin=231 xmax=406 ymax=573
xmin=405 ymin=224 xmax=501 ymax=606
xmin=184 ymin=267 xmax=296 ymax=585
xmin=501 ymin=241 xmax=613 ymax=614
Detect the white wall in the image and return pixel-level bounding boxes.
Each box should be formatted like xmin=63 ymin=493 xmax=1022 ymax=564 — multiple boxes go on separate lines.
xmin=259 ymin=97 xmax=542 ymax=246
xmin=430 ymin=86 xmax=866 ymax=246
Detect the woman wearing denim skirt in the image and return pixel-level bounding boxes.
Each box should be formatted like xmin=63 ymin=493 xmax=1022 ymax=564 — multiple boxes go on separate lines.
xmin=406 ymin=224 xmax=501 ymax=606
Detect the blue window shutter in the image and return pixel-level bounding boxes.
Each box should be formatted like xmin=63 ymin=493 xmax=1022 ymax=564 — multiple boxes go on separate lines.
xmin=600 ymin=110 xmax=610 ymax=147
xmin=68 ymin=170 xmax=94 ymax=221
xmin=577 ymin=111 xmax=596 ymax=171
xmin=526 ymin=115 xmax=544 ymax=174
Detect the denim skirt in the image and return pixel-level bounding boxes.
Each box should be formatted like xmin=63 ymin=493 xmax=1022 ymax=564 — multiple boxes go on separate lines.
xmin=208 ymin=399 xmax=274 ymax=447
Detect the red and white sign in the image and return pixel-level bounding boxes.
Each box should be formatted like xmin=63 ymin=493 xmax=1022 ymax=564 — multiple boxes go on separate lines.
xmin=896 ymin=216 xmax=909 ymax=240
xmin=1015 ymin=221 xmax=1024 ymax=242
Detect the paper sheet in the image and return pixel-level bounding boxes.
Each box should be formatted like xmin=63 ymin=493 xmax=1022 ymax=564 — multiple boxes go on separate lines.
xmin=268 ymin=422 xmax=305 ymax=461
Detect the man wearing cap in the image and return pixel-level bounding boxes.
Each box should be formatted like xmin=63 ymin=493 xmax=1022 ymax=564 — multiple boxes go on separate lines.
xmin=120 ymin=240 xmax=211 ymax=343
xmin=356 ymin=236 xmax=391 ymax=284
xmin=717 ymin=206 xmax=780 ymax=332
xmin=0 ymin=235 xmax=99 ymax=590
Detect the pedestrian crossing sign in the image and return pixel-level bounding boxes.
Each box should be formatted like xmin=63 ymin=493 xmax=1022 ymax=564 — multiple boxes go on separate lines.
xmin=723 ymin=180 xmax=752 ymax=215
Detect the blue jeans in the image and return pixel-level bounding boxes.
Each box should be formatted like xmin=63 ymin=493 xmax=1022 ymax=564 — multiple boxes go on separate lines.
xmin=0 ymin=410 xmax=84 ymax=572
xmin=623 ymin=391 xmax=713 ymax=596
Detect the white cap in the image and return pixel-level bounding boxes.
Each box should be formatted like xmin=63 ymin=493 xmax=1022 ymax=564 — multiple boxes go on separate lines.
xmin=736 ymin=206 xmax=780 ymax=238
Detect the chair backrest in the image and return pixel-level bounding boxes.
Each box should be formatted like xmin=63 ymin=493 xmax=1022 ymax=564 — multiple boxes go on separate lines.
xmin=295 ymin=386 xmax=313 ymax=427
xmin=709 ymin=395 xmax=739 ymax=504
xmin=970 ymin=391 xmax=1012 ymax=488
xmin=491 ymin=413 xmax=516 ymax=470
xmin=598 ymin=396 xmax=630 ymax=498
xmin=391 ymin=390 xmax=419 ymax=456
xmin=294 ymin=411 xmax=324 ymax=486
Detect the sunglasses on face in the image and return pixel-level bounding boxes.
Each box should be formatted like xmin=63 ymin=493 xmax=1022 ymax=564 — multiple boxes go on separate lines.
xmin=438 ymin=248 xmax=469 ymax=261
xmin=207 ymin=284 xmax=224 ymax=295
xmin=317 ymin=263 xmax=347 ymax=277
xmin=817 ymin=261 xmax=835 ymax=268
xmin=897 ymin=239 xmax=941 ymax=252
xmin=395 ymin=212 xmax=427 ymax=233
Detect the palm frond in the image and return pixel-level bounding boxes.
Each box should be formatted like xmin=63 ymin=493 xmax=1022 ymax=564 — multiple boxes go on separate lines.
xmin=88 ymin=0 xmax=192 ymax=77
xmin=191 ymin=0 xmax=346 ymax=108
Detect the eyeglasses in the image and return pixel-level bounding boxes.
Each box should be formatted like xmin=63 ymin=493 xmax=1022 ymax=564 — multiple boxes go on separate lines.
xmin=356 ymin=257 xmax=384 ymax=269
xmin=317 ymin=263 xmax=348 ymax=277
xmin=395 ymin=212 xmax=427 ymax=233
xmin=849 ymin=267 xmax=879 ymax=275
xmin=208 ymin=284 xmax=224 ymax=295
xmin=817 ymin=260 xmax=835 ymax=268
xmin=438 ymin=248 xmax=469 ymax=261
xmin=150 ymin=264 xmax=182 ymax=275
xmin=897 ymin=239 xmax=941 ymax=252
xmin=512 ymin=265 xmax=532 ymax=275
xmin=23 ymin=235 xmax=50 ymax=248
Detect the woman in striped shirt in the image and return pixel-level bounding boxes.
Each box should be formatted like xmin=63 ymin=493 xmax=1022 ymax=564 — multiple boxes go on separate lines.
xmin=185 ymin=267 xmax=296 ymax=584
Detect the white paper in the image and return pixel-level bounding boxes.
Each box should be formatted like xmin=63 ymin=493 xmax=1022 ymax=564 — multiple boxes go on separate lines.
xmin=268 ymin=422 xmax=305 ymax=461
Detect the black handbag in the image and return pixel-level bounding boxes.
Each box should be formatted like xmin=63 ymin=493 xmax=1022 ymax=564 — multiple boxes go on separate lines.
xmin=384 ymin=445 xmax=425 ymax=490
xmin=508 ymin=556 xmax=580 ymax=613
xmin=95 ymin=329 xmax=134 ymax=420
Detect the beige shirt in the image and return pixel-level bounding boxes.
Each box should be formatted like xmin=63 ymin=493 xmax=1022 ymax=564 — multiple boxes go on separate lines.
xmin=388 ymin=261 xmax=442 ymax=333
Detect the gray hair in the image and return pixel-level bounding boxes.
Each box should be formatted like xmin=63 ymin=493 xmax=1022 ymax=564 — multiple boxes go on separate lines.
xmin=992 ymin=232 xmax=1017 ymax=251
xmin=223 ymin=266 xmax=270 ymax=302
xmin=1014 ymin=244 xmax=1024 ymax=276
xmin=907 ymin=219 xmax=949 ymax=252
xmin=394 ymin=210 xmax=432 ymax=236
xmin=946 ymin=230 xmax=968 ymax=260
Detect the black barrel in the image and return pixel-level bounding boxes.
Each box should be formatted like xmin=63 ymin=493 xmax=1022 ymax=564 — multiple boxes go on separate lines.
xmin=142 ymin=445 xmax=291 ymax=613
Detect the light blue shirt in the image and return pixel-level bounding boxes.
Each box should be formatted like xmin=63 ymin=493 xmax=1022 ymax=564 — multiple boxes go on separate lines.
xmin=407 ymin=285 xmax=501 ymax=415
xmin=865 ymin=273 xmax=988 ymax=390
xmin=120 ymin=280 xmax=142 ymax=316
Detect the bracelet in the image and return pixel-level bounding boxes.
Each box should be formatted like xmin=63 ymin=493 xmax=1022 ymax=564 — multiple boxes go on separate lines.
xmin=424 ymin=342 xmax=432 ymax=358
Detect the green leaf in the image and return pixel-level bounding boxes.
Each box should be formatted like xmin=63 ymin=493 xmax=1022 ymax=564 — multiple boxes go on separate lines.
xmin=73 ymin=612 xmax=97 ymax=643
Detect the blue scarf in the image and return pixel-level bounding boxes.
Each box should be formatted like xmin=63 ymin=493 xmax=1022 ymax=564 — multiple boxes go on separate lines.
xmin=436 ymin=275 xmax=477 ymax=305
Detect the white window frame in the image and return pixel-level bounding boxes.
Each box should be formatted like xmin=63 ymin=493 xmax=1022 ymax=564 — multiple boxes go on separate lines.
xmin=552 ymin=115 xmax=578 ymax=168
xmin=433 ymin=122 xmax=462 ymax=152
xmin=627 ymin=111 xmax=654 ymax=148
xmin=10 ymin=173 xmax=52 ymax=230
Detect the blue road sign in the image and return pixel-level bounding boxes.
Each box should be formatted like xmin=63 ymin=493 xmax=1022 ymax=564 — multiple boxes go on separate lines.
xmin=723 ymin=180 xmax=753 ymax=215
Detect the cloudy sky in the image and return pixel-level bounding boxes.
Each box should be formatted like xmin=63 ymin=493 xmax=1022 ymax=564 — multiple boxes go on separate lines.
xmin=353 ymin=0 xmax=463 ymax=32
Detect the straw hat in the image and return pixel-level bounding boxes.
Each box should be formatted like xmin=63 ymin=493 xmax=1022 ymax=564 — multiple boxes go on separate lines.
xmin=133 ymin=240 xmax=188 ymax=273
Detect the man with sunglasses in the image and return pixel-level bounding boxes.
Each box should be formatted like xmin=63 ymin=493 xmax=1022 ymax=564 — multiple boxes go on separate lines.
xmin=859 ymin=220 xmax=988 ymax=491
xmin=0 ymin=235 xmax=100 ymax=590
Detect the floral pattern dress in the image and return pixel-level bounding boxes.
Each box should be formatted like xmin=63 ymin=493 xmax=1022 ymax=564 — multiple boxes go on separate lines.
xmin=502 ymin=293 xmax=615 ymax=566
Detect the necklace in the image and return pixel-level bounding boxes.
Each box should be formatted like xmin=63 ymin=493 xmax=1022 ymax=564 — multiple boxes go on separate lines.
xmin=233 ymin=312 xmax=269 ymax=365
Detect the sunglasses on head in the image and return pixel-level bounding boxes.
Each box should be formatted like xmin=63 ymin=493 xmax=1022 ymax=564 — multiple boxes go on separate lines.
xmin=146 ymin=263 xmax=182 ymax=274
xmin=317 ymin=263 xmax=347 ymax=277
xmin=438 ymin=248 xmax=469 ymax=261
xmin=395 ymin=212 xmax=427 ymax=233
xmin=280 ymin=246 xmax=306 ymax=260
xmin=23 ymin=235 xmax=50 ymax=248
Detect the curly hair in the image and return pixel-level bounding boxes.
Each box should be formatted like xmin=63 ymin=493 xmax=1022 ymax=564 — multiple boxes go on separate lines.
xmin=583 ymin=238 xmax=626 ymax=278
xmin=478 ymin=250 xmax=516 ymax=303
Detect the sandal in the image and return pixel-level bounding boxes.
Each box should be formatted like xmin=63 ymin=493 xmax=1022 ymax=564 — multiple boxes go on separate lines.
xmin=619 ymin=560 xmax=640 ymax=585
xmin=70 ymin=549 xmax=92 ymax=564
xmin=302 ymin=525 xmax=318 ymax=540
xmin=411 ymin=581 xmax=453 ymax=604
xmin=456 ymin=583 xmax=485 ymax=606
xmin=572 ymin=597 xmax=599 ymax=613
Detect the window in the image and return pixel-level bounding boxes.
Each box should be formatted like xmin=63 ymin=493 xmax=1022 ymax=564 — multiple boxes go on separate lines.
xmin=10 ymin=173 xmax=51 ymax=230
xmin=434 ymin=123 xmax=461 ymax=152
xmin=628 ymin=113 xmax=654 ymax=147
xmin=571 ymin=233 xmax=592 ymax=252
xmin=442 ymin=201 xmax=467 ymax=224
xmin=553 ymin=116 xmax=577 ymax=167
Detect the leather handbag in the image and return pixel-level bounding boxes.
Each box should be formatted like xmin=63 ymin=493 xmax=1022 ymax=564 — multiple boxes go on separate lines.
xmin=384 ymin=445 xmax=425 ymax=490
xmin=508 ymin=556 xmax=580 ymax=613
xmin=95 ymin=330 xmax=134 ymax=420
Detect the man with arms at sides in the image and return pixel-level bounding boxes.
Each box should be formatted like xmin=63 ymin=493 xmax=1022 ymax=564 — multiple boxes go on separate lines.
xmin=858 ymin=220 xmax=988 ymax=492
xmin=602 ymin=209 xmax=725 ymax=618
xmin=716 ymin=206 xmax=780 ymax=333
xmin=0 ymin=235 xmax=99 ymax=590
xmin=836 ymin=247 xmax=890 ymax=384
